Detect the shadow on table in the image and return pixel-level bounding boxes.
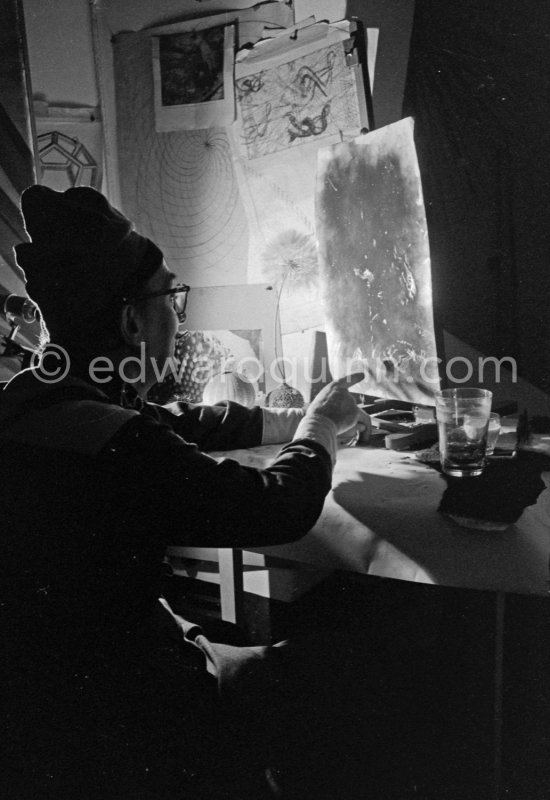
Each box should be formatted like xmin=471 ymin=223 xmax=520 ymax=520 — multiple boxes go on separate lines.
xmin=332 ymin=465 xmax=547 ymax=594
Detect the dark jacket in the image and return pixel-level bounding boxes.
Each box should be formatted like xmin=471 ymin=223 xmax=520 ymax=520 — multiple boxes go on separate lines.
xmin=0 ymin=369 xmax=332 ymax=797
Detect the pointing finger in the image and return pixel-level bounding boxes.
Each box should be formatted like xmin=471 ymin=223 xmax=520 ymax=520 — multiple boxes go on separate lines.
xmin=336 ymin=372 xmax=365 ymax=387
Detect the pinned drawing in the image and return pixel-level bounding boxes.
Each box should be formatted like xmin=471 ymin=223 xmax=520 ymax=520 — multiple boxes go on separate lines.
xmin=152 ymin=23 xmax=235 ymax=131
xmin=315 ymin=117 xmax=440 ymax=403
xmin=235 ymin=40 xmax=363 ymax=159
xmin=159 ymin=25 xmax=226 ymax=106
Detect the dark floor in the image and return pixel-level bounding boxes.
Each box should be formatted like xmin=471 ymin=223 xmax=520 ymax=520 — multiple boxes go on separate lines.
xmin=165 ymin=570 xmax=529 ymax=799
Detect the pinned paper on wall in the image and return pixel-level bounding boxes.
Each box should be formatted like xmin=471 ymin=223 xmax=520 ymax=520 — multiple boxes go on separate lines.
xmin=234 ymin=20 xmax=368 ymax=160
xmin=147 ymin=282 xmax=281 ymax=406
xmin=152 ymin=22 xmax=235 ymax=131
xmin=183 ymin=283 xmax=282 ymax=397
xmin=232 ymin=134 xmax=326 ymax=335
xmin=315 ymin=117 xmax=439 ymax=404
xmin=232 ymin=19 xmax=372 ymax=337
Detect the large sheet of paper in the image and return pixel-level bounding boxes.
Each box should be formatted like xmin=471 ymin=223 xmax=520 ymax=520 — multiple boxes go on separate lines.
xmin=315 ymin=118 xmax=439 ymax=403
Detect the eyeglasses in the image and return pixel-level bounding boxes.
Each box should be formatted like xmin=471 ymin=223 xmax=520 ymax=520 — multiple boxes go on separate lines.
xmin=122 ymin=283 xmax=190 ymax=323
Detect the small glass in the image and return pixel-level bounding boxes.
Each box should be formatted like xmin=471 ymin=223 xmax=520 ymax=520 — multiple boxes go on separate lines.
xmin=434 ymin=388 xmax=493 ymax=477
xmin=485 ymin=412 xmax=501 ymax=456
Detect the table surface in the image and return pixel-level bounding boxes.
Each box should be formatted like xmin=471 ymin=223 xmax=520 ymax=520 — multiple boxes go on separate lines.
xmin=209 ymin=442 xmax=550 ymax=598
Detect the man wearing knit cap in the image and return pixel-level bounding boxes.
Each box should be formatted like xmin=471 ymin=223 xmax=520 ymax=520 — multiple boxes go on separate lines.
xmin=0 ymin=187 xmax=422 ymax=800
xmin=14 ymin=185 xmax=165 ymax=383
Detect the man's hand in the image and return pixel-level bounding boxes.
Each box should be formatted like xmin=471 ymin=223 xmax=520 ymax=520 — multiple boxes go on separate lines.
xmin=306 ymin=373 xmax=365 ymax=435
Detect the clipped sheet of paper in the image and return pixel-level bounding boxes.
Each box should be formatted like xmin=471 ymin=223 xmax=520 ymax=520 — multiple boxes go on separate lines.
xmin=152 ymin=23 xmax=235 ymax=132
xmin=234 ymin=20 xmax=367 ymax=159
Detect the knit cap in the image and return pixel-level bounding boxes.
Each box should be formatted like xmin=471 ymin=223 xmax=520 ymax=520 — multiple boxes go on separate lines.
xmin=14 ymin=185 xmax=163 ymax=335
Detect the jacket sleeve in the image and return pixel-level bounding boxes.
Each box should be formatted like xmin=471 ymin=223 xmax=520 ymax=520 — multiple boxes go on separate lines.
xmin=104 ymin=414 xmax=333 ymax=549
xmin=149 ymin=400 xmax=264 ymax=451
xmin=149 ymin=401 xmax=307 ymax=450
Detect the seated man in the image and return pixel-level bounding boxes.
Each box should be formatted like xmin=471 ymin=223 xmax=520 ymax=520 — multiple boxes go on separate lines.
xmin=0 ymin=186 xmax=419 ymax=800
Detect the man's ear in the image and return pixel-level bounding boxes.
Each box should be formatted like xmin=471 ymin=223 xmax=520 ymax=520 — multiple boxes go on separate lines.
xmin=119 ymin=304 xmax=144 ymax=347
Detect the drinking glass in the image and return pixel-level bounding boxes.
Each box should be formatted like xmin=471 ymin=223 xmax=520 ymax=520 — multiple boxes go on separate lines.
xmin=435 ymin=388 xmax=493 ymax=477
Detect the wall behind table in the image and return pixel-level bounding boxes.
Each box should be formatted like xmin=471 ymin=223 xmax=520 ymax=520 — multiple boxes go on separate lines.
xmin=23 ymin=0 xmax=239 ymax=106
xmin=23 ymin=0 xmax=97 ymax=106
